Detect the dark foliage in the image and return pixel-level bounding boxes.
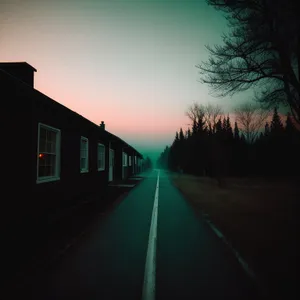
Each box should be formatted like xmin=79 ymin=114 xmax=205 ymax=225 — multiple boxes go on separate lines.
xmin=144 ymin=156 xmax=153 ymax=170
xmin=157 ymin=109 xmax=300 ymax=177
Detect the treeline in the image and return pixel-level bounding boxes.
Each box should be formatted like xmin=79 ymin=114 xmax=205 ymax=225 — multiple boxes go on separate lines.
xmin=143 ymin=156 xmax=153 ymax=170
xmin=157 ymin=107 xmax=300 ymax=178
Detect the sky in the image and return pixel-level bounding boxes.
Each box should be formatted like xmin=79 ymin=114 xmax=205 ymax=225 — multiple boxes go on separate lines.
xmin=0 ymin=0 xmax=251 ymax=162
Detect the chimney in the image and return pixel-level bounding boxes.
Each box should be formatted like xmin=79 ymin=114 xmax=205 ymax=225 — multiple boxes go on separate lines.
xmin=100 ymin=121 xmax=105 ymax=130
xmin=0 ymin=62 xmax=37 ymax=88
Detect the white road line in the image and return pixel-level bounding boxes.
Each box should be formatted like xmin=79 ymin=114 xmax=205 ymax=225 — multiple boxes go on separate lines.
xmin=205 ymin=219 xmax=256 ymax=281
xmin=142 ymin=170 xmax=160 ymax=300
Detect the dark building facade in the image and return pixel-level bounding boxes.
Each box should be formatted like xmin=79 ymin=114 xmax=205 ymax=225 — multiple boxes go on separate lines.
xmin=1 ymin=62 xmax=143 ymax=232
xmin=108 ymin=133 xmax=143 ymax=181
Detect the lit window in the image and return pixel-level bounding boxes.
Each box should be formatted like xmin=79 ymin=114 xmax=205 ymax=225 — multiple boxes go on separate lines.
xmin=80 ymin=137 xmax=89 ymax=172
xmin=37 ymin=123 xmax=61 ymax=183
xmin=98 ymin=143 xmax=105 ymax=171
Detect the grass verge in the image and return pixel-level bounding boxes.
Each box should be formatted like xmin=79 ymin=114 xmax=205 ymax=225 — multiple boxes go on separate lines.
xmin=170 ymin=173 xmax=300 ymax=299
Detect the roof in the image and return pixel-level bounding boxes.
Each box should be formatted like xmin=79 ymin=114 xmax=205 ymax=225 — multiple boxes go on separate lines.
xmin=0 ymin=62 xmax=143 ymax=158
xmin=0 ymin=62 xmax=37 ymax=72
xmin=105 ymin=131 xmax=143 ymax=158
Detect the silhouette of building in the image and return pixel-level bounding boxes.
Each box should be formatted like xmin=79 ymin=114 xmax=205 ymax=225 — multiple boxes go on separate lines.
xmin=0 ymin=61 xmax=143 ymax=232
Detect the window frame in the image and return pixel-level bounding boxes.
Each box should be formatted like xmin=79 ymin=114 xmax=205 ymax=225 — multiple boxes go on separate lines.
xmin=36 ymin=123 xmax=61 ymax=184
xmin=97 ymin=143 xmax=105 ymax=171
xmin=80 ymin=136 xmax=89 ymax=173
xmin=123 ymin=152 xmax=128 ymax=167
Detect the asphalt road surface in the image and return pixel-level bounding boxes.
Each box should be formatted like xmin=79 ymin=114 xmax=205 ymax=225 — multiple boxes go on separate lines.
xmin=18 ymin=169 xmax=260 ymax=300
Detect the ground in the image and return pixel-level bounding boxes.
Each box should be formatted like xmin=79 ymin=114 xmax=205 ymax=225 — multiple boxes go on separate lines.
xmin=170 ymin=172 xmax=300 ymax=298
xmin=8 ymin=170 xmax=260 ymax=300
xmin=6 ymin=171 xmax=298 ymax=299
xmin=5 ymin=176 xmax=143 ymax=292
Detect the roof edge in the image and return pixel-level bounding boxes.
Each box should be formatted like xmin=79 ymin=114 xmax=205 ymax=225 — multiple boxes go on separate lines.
xmin=0 ymin=61 xmax=37 ymax=72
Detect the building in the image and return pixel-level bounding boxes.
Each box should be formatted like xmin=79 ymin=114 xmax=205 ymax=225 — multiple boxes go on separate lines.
xmin=107 ymin=132 xmax=144 ymax=181
xmin=0 ymin=61 xmax=143 ymax=233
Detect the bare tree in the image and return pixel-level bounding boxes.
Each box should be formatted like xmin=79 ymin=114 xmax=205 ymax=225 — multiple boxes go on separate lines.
xmin=197 ymin=0 xmax=300 ymax=125
xmin=186 ymin=103 xmax=224 ymax=132
xmin=202 ymin=103 xmax=224 ymax=133
xmin=185 ymin=103 xmax=205 ymax=128
xmin=234 ymin=103 xmax=270 ymax=143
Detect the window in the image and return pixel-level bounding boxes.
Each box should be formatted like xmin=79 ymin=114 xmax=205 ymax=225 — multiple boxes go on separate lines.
xmin=37 ymin=123 xmax=61 ymax=183
xmin=129 ymin=156 xmax=132 ymax=166
xmin=134 ymin=156 xmax=137 ymax=164
xmin=110 ymin=149 xmax=115 ymax=167
xmin=97 ymin=143 xmax=105 ymax=171
xmin=123 ymin=152 xmax=128 ymax=167
xmin=80 ymin=136 xmax=89 ymax=172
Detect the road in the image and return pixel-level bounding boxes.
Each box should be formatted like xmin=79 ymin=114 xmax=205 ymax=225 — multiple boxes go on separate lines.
xmin=20 ymin=169 xmax=259 ymax=299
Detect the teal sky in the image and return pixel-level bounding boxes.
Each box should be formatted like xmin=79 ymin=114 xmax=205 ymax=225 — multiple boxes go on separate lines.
xmin=1 ymin=0 xmax=248 ymax=162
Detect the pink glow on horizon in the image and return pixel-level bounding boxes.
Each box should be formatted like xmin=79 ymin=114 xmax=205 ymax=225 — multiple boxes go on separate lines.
xmin=0 ymin=0 xmax=247 ymax=155
xmin=35 ymin=78 xmax=189 ymax=138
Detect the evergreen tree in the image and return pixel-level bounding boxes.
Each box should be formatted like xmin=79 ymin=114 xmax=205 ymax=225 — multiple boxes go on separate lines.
xmin=189 ymin=113 xmax=207 ymax=175
xmin=168 ymin=131 xmax=181 ymax=171
xmin=158 ymin=103 xmax=300 ymax=178
xmin=186 ymin=128 xmax=192 ymax=139
xmin=270 ymin=108 xmax=284 ymax=134
xmin=234 ymin=122 xmax=240 ymax=140
xmin=192 ymin=120 xmax=197 ymax=136
xmin=264 ymin=122 xmax=270 ymax=137
xmin=179 ymin=127 xmax=185 ymax=141
xmin=157 ymin=146 xmax=170 ymax=169
xmin=196 ymin=113 xmax=206 ymax=134
xmin=285 ymin=113 xmax=297 ymax=135
xmin=215 ymin=118 xmax=222 ymax=134
xmin=225 ymin=115 xmax=233 ymax=140
xmin=222 ymin=117 xmax=227 ymax=133
xmin=268 ymin=108 xmax=285 ymax=174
